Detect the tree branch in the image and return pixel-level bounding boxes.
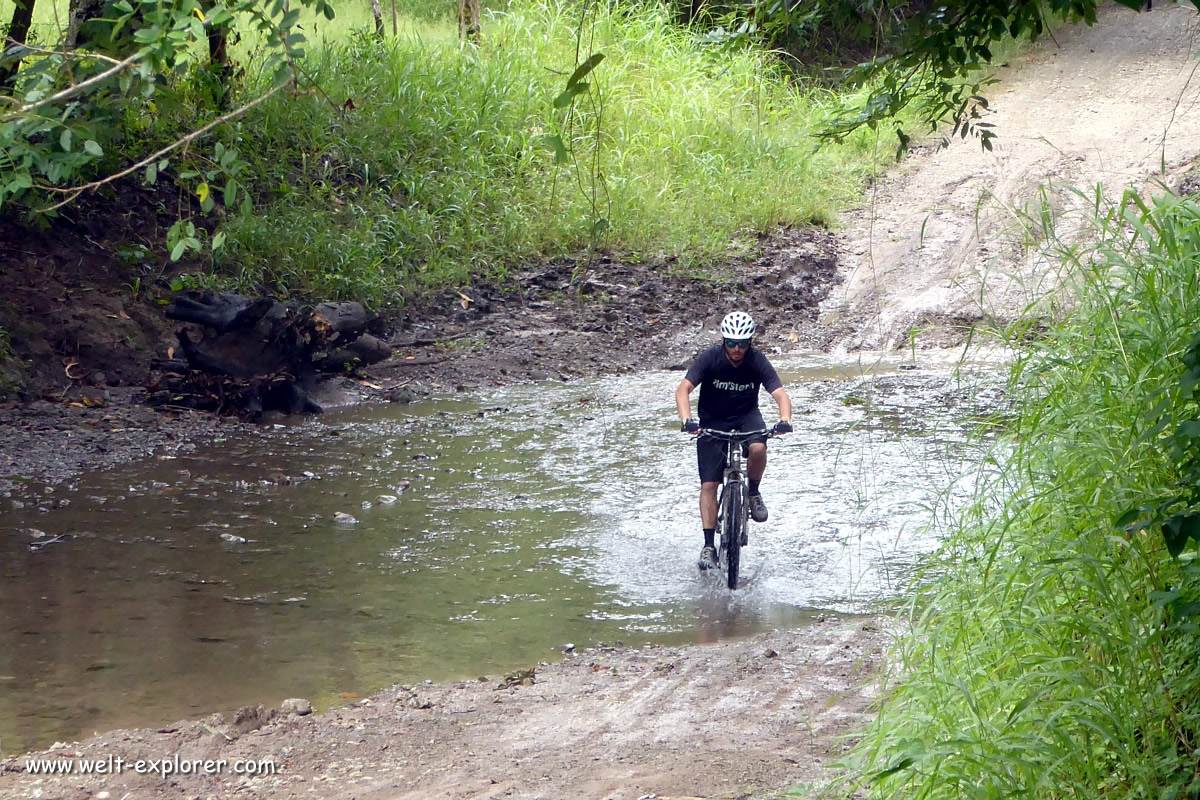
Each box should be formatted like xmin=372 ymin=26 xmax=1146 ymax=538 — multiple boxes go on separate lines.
xmin=33 ymin=80 xmax=290 ymax=211
xmin=3 ymin=49 xmax=140 ymax=120
xmin=4 ymin=40 xmax=125 ymax=66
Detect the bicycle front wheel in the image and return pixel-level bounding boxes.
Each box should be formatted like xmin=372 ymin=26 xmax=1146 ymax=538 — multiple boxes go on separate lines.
xmin=722 ymin=483 xmax=742 ymax=590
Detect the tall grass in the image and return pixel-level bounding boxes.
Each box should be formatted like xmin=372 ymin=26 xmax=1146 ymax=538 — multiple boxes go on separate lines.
xmin=0 ymin=0 xmax=452 ymax=43
xmin=213 ymin=0 xmax=885 ymax=302
xmin=845 ymin=189 xmax=1200 ymax=799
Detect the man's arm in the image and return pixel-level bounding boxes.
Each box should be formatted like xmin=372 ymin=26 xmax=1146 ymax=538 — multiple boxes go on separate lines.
xmin=770 ymin=386 xmax=792 ymax=423
xmin=676 ymin=378 xmax=696 ymax=422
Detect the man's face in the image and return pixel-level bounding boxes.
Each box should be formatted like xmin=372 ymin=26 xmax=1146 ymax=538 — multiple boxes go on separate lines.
xmin=723 ymin=338 xmax=750 ymax=366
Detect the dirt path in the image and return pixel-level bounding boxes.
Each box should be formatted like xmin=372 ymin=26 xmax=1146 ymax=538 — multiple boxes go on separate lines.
xmin=817 ymin=2 xmax=1200 ymax=351
xmin=0 ymin=621 xmax=884 ymax=800
xmin=4 ymin=6 xmax=1200 ymax=800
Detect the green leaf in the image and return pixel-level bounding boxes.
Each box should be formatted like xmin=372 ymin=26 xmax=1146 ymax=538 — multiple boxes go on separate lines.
xmin=212 ymin=231 xmax=227 ymax=250
xmin=871 ymin=757 xmax=914 ymax=782
xmin=145 ymin=162 xmax=158 ymax=185
xmin=59 ymin=129 xmax=72 ymax=152
xmin=540 ymin=134 xmax=568 ymax=165
xmin=170 ymin=241 xmax=187 ymax=261
xmin=566 ymin=53 xmax=605 ymax=89
xmin=1005 ymin=692 xmax=1040 ymax=725
xmin=1150 ymin=589 xmax=1182 ymax=607
xmin=133 ymin=25 xmax=163 ymax=43
xmin=1114 ymin=507 xmax=1141 ymax=529
xmin=553 ymin=83 xmax=587 ymax=109
xmin=1163 ymin=513 xmax=1200 ymax=558
xmin=83 ymin=140 xmax=103 ymax=157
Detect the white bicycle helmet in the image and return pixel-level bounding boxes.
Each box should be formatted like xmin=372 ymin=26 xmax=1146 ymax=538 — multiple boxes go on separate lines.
xmin=719 ymin=311 xmax=756 ymax=339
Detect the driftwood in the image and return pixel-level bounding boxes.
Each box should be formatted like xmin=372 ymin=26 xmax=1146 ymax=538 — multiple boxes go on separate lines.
xmin=317 ymin=334 xmax=391 ymax=373
xmin=150 ymin=291 xmax=391 ymax=418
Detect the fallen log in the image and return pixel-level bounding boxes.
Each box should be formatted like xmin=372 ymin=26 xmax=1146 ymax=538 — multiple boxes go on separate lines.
xmin=316 ymin=333 xmax=392 ymax=373
xmin=153 ymin=291 xmax=391 ymax=418
xmin=166 ymin=294 xmax=286 ymax=334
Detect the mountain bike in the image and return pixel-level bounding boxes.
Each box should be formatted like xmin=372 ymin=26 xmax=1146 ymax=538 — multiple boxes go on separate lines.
xmin=698 ymin=428 xmax=774 ymax=590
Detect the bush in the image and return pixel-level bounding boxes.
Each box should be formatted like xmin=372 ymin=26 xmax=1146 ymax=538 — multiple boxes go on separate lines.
xmin=846 ymin=189 xmax=1200 ymax=800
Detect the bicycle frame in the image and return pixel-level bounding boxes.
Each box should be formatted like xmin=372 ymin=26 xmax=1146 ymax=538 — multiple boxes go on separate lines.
xmin=698 ymin=428 xmax=772 ymax=589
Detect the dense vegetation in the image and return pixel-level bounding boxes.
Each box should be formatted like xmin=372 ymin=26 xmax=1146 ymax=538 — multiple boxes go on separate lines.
xmin=845 ymin=192 xmax=1200 ymax=798
xmin=0 ymin=0 xmax=894 ymax=304
xmin=217 ymin=2 xmax=885 ymax=300
xmin=5 ymin=0 xmax=1150 ymax=302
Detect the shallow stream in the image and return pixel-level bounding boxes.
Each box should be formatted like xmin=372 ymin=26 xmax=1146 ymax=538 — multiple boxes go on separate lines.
xmin=0 ymin=354 xmax=1003 ymax=753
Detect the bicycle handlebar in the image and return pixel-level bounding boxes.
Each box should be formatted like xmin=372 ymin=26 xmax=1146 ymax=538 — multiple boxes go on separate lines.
xmin=697 ymin=428 xmax=775 ymax=442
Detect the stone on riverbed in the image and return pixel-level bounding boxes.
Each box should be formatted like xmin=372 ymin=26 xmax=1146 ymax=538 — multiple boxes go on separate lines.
xmin=280 ymin=698 xmax=313 ymax=716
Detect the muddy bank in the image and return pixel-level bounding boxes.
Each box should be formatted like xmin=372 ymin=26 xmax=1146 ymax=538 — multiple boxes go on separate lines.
xmin=0 ymin=226 xmax=838 ymax=504
xmin=0 ymin=618 xmax=886 ymax=800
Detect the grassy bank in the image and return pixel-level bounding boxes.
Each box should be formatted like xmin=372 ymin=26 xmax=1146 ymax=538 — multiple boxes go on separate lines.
xmin=183 ymin=0 xmax=885 ymax=302
xmin=846 ymin=190 xmax=1200 ymax=798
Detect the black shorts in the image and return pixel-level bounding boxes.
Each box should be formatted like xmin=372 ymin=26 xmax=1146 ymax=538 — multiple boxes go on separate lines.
xmin=696 ymin=410 xmax=767 ymax=483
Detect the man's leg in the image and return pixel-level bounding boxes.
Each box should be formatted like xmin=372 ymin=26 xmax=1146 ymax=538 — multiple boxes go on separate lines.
xmin=696 ymin=433 xmax=723 ymax=570
xmin=698 ymin=481 xmax=720 ymax=569
xmin=747 ymin=441 xmax=766 ymax=482
xmin=747 ymin=441 xmax=769 ymax=522
xmin=700 ymin=481 xmax=719 ymax=529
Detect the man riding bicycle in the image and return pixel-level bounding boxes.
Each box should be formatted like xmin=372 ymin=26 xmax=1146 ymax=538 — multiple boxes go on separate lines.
xmin=674 ymin=311 xmax=793 ymax=571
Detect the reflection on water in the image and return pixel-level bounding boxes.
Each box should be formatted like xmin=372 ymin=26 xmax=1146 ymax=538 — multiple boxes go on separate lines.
xmin=0 ymin=354 xmax=1001 ymax=752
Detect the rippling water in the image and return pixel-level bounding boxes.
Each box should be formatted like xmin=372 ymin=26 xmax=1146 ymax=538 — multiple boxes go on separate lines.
xmin=0 ymin=353 xmax=1003 ymax=752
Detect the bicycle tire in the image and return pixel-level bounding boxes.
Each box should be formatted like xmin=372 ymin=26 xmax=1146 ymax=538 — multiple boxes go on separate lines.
xmin=723 ymin=482 xmax=742 ymax=590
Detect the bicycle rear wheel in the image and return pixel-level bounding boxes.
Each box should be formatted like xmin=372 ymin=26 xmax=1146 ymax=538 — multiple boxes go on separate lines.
xmin=722 ymin=483 xmax=742 ymax=590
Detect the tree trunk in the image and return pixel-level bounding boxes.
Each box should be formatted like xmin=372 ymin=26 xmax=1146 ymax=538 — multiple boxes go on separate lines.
xmin=206 ymin=28 xmax=232 ymax=107
xmin=65 ymin=0 xmax=109 ymax=49
xmin=458 ymin=0 xmax=480 ymax=42
xmin=1 ymin=0 xmax=36 ymax=88
xmin=371 ymin=0 xmax=385 ymax=38
xmin=65 ymin=0 xmax=106 ymax=49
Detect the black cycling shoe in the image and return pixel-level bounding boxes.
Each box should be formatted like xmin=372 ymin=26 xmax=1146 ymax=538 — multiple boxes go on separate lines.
xmin=698 ymin=546 xmax=718 ymax=571
xmin=749 ymin=493 xmax=768 ymax=523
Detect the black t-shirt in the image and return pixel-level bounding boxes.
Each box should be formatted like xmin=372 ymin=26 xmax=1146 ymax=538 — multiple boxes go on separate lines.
xmin=684 ymin=344 xmax=782 ymax=427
